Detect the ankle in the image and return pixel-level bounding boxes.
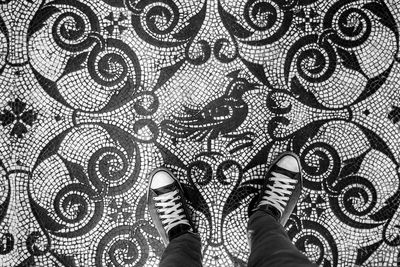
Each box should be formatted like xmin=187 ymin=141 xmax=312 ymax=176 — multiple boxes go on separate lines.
xmin=168 ymin=224 xmax=196 ymax=241
xmin=255 ymin=204 xmax=281 ymax=222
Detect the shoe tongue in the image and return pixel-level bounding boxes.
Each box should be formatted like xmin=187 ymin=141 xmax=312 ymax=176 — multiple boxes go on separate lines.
xmin=152 ymin=183 xmax=177 ymax=196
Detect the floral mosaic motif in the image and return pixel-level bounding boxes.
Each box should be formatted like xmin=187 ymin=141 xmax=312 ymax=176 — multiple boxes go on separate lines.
xmin=0 ymin=98 xmax=37 ymax=138
xmin=0 ymin=0 xmax=399 ymax=266
xmin=105 ymin=12 xmax=128 ymax=35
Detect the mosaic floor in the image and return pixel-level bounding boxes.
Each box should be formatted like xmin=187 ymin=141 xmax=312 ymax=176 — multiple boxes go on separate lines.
xmin=0 ymin=0 xmax=400 ymax=266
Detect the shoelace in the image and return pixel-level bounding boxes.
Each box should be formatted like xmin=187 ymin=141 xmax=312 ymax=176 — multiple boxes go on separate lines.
xmin=154 ymin=189 xmax=190 ymax=233
xmin=259 ymin=171 xmax=297 ymax=215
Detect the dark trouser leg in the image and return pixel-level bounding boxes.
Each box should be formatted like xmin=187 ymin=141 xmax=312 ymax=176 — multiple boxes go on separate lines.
xmin=159 ymin=232 xmax=203 ymax=267
xmin=247 ymin=211 xmax=317 ymax=267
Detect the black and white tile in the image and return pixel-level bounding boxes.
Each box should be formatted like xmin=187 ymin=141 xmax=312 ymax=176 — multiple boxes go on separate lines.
xmin=0 ymin=0 xmax=399 ymax=266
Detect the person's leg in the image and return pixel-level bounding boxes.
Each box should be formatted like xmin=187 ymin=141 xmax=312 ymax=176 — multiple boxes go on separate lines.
xmin=247 ymin=211 xmax=315 ymax=267
xmin=147 ymin=168 xmax=202 ymax=267
xmin=248 ymin=152 xmax=316 ymax=267
xmin=159 ymin=232 xmax=202 ymax=267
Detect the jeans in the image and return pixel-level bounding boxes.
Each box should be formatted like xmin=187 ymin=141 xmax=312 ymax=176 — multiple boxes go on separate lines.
xmin=159 ymin=211 xmax=316 ymax=267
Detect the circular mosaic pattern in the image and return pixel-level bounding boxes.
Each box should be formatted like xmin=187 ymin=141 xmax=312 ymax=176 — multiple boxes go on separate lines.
xmin=0 ymin=0 xmax=399 ymax=266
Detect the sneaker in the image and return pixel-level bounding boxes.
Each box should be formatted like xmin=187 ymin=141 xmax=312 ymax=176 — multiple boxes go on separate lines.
xmin=147 ymin=167 xmax=196 ymax=245
xmin=252 ymin=152 xmax=303 ymax=226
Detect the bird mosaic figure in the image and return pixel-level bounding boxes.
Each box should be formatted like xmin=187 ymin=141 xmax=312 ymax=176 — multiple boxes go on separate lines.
xmin=161 ymin=71 xmax=258 ymax=155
